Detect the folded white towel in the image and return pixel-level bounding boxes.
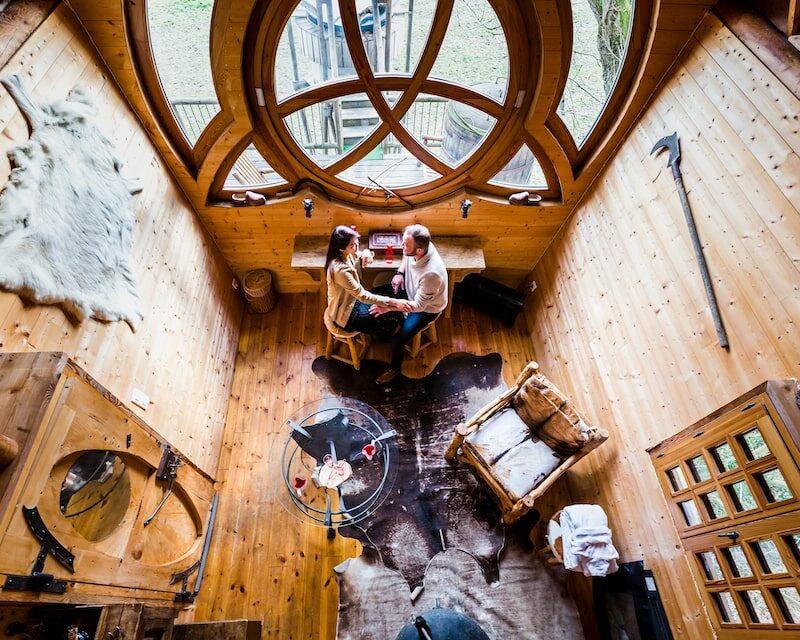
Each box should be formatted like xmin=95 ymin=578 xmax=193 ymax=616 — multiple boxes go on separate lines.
xmin=560 ymin=504 xmax=619 ymax=577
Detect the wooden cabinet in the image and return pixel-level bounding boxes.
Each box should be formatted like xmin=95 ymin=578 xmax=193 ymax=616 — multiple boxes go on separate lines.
xmin=650 ymin=380 xmax=800 ymax=638
xmin=0 ymin=353 xmax=216 ymax=606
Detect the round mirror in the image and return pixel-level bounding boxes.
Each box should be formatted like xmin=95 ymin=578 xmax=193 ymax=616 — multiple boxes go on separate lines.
xmin=60 ymin=451 xmax=131 ymax=542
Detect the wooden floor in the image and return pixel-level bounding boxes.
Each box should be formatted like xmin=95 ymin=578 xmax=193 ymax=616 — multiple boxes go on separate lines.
xmin=192 ymin=293 xmax=539 ymax=638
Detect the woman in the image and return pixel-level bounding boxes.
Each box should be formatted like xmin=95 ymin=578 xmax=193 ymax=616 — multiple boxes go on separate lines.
xmin=325 ymin=225 xmax=403 ymax=341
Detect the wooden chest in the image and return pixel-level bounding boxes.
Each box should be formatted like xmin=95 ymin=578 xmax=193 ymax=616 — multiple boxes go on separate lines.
xmin=0 ymin=352 xmax=216 ymax=606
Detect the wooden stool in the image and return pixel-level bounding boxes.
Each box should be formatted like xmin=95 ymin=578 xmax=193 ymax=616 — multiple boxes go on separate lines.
xmin=405 ymin=318 xmax=438 ymax=358
xmin=323 ymin=311 xmax=370 ymax=370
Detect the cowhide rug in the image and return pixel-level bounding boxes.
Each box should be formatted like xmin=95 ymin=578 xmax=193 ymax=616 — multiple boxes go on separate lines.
xmin=335 ymin=528 xmax=585 ymax=640
xmin=0 ymin=74 xmax=142 ymax=330
xmin=312 ymin=352 xmax=507 ymax=591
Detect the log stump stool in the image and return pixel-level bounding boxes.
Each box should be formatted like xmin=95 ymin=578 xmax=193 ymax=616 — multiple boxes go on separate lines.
xmin=323 ymin=311 xmax=370 ymax=370
xmin=405 ymin=316 xmax=438 ymax=358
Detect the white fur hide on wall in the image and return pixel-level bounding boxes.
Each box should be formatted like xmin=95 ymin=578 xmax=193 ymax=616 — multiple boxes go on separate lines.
xmin=0 ymin=74 xmax=143 ymax=331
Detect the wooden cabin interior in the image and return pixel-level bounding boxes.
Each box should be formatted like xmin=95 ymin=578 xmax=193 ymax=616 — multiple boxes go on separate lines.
xmin=0 ymin=0 xmax=799 ymax=637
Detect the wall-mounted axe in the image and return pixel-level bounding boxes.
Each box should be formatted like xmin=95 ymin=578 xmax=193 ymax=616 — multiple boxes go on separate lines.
xmin=651 ymin=132 xmax=729 ymax=349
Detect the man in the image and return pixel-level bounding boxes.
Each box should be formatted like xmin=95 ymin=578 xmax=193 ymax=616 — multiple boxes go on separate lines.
xmin=371 ymin=224 xmax=448 ymax=384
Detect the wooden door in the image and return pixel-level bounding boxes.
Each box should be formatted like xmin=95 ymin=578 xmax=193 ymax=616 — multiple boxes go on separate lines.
xmin=651 ymin=383 xmax=800 ymax=638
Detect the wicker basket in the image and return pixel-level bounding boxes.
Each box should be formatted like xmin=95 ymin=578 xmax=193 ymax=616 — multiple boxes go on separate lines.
xmin=243 ymin=269 xmax=276 ymax=313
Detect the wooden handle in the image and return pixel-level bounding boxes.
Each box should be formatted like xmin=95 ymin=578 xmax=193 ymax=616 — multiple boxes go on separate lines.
xmin=0 ymin=434 xmax=19 ymax=467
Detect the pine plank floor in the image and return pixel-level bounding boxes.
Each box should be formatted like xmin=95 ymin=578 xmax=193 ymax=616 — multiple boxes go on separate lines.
xmin=192 ymin=292 xmax=539 ymax=638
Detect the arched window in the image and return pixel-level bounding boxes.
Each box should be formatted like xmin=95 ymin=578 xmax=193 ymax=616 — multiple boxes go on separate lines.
xmin=147 ymin=0 xmax=220 ymax=145
xmin=558 ymin=0 xmax=633 ymax=146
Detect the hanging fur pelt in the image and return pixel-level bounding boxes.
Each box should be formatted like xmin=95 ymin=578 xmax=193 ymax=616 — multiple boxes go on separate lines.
xmin=0 ymin=74 xmax=143 ymax=331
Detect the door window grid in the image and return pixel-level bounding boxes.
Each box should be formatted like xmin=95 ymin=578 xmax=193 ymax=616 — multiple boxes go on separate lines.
xmin=652 ymin=395 xmax=800 ymax=635
xmin=658 ymin=410 xmax=800 ymax=536
xmin=697 ymin=530 xmax=800 ymax=630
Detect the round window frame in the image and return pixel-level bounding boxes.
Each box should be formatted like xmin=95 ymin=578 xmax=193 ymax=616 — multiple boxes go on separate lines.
xmin=242 ymin=0 xmax=550 ymax=207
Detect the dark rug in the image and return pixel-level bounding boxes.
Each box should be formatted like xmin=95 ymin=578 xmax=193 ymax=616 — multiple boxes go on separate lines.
xmin=311 ymin=352 xmax=507 ymax=591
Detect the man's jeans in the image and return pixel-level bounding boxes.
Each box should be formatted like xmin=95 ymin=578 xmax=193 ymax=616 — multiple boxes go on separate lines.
xmin=373 ymin=284 xmax=439 ymax=369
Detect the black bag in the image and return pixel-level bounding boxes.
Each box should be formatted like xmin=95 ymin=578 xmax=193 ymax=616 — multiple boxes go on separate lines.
xmin=454 ymin=274 xmax=524 ymax=327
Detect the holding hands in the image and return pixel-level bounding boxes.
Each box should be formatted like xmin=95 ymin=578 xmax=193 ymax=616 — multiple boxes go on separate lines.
xmin=369 ymin=298 xmax=412 ymax=316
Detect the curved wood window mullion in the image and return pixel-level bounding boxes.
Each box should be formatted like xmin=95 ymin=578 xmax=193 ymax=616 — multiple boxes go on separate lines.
xmin=338 ymin=0 xmax=394 ymax=122
xmin=544 ymin=113 xmax=579 ymax=167
xmin=381 ymin=0 xmax=455 ymax=123
xmin=322 ymin=121 xmax=394 ymax=174
xmin=277 ymin=78 xmax=505 ymax=120
xmin=336 ymin=0 xmax=452 ymax=176
xmin=125 ymin=0 xmax=196 ymax=175
xmin=277 ymin=79 xmax=370 ymax=117
xmin=194 ymin=109 xmax=234 ymax=170
xmin=415 ymin=81 xmax=505 ymax=119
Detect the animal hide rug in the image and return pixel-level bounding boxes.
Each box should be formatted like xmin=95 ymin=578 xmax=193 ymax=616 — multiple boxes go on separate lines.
xmin=0 ymin=74 xmax=143 ymax=330
xmin=335 ymin=528 xmax=585 ymax=640
xmin=312 ymin=352 xmax=507 ymax=591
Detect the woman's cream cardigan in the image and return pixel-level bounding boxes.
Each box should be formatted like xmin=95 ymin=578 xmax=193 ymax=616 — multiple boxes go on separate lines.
xmin=326 ymin=254 xmax=393 ymax=328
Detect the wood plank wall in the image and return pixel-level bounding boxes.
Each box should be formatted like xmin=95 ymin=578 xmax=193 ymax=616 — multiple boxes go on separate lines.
xmin=0 ymin=6 xmax=244 ymax=476
xmin=526 ymin=12 xmax=800 ymax=639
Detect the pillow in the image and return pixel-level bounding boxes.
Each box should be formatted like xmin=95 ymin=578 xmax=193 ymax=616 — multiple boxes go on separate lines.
xmin=512 ymin=374 xmax=568 ymax=428
xmin=465 ymin=407 xmax=530 ymax=466
xmin=489 ymin=436 xmax=562 ymax=500
xmin=538 ymin=410 xmax=591 ymax=457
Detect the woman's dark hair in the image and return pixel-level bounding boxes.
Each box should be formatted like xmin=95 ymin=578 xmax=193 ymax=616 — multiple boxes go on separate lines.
xmin=325 ymin=225 xmax=359 ymax=270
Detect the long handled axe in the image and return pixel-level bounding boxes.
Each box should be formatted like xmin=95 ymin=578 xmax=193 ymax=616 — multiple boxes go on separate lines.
xmin=651 ymin=132 xmax=729 ymax=349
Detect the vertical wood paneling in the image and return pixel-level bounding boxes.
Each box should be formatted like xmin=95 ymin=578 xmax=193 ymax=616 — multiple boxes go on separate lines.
xmin=0 ymin=6 xmax=244 ymax=476
xmin=527 ymin=12 xmax=800 ymax=639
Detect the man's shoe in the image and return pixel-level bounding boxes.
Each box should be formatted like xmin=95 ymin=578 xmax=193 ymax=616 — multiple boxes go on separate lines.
xmin=375 ymin=368 xmax=400 ymax=385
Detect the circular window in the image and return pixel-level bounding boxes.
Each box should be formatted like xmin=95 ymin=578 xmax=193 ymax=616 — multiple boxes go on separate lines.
xmin=60 ymin=451 xmax=131 ymax=542
xmin=246 ymin=0 xmax=544 ymax=205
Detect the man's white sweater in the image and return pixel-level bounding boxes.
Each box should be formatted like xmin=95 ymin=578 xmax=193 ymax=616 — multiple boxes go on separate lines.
xmin=402 ymin=242 xmax=448 ymax=313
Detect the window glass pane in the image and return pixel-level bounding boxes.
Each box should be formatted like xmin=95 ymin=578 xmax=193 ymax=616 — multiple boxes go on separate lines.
xmin=741 ymin=589 xmax=773 ymax=623
xmin=356 ymin=0 xmax=436 ymax=76
xmin=679 ymin=499 xmax=702 ymax=526
xmin=774 ymin=586 xmax=800 ymax=624
xmin=757 ymin=468 xmax=793 ymax=503
xmin=752 ymin=539 xmax=787 ymax=574
xmin=666 ymin=466 xmax=688 ymax=492
xmin=711 ymin=442 xmax=738 ymax=472
xmin=738 ymin=428 xmax=770 ymax=460
xmin=722 ymin=545 xmax=753 ymax=578
xmin=284 ymin=95 xmax=381 ymax=166
xmin=726 ymin=480 xmax=758 ymax=512
xmin=429 ymin=0 xmax=509 ymax=103
xmin=714 ymin=591 xmax=741 ymax=624
xmin=401 ymin=95 xmax=496 ymax=167
xmin=698 ymin=551 xmax=724 ymax=581
xmin=274 ymin=0 xmax=360 ymax=102
xmin=487 ymin=145 xmax=548 ymax=190
xmin=558 ymin=0 xmax=633 ymax=145
xmin=336 ymin=135 xmax=442 ymax=187
xmin=224 ymin=145 xmax=287 ymax=189
xmin=148 ymin=0 xmax=220 ymax=144
xmin=687 ymin=455 xmax=711 ymax=482
xmin=396 ymin=93 xmax=447 ymax=154
xmin=784 ymin=533 xmax=800 ymax=566
xmin=701 ymin=491 xmax=727 ymax=520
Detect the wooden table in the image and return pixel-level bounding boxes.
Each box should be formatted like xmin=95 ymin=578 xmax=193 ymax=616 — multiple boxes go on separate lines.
xmin=291 ymin=235 xmax=485 ymax=318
